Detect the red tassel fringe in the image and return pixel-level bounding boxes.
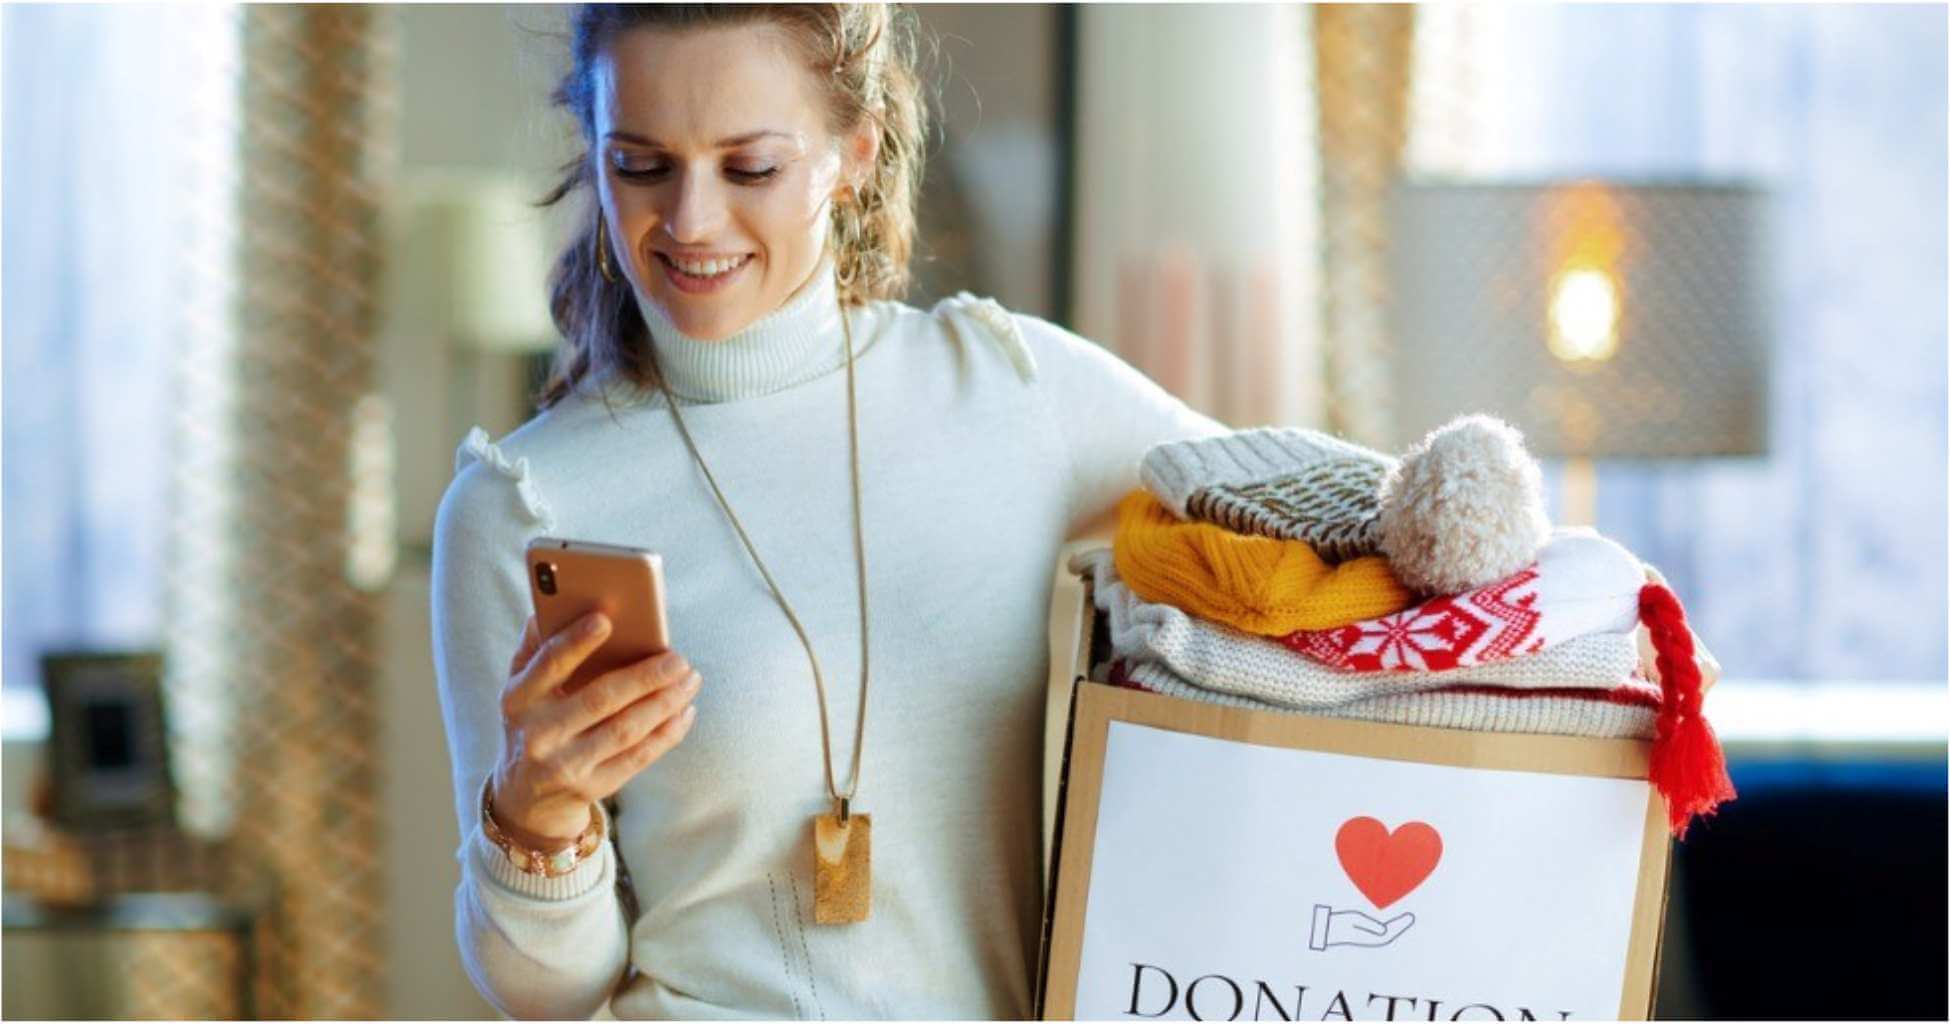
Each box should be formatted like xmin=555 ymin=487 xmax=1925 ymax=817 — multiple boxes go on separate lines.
xmin=1640 ymin=582 xmax=1737 ymax=838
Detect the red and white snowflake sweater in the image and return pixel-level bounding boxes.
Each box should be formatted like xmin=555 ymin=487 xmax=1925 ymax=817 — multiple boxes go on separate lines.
xmin=1284 ymin=528 xmax=1644 ymax=672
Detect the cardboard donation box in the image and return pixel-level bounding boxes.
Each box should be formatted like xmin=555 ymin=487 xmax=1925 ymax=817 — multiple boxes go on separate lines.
xmin=1036 ymin=572 xmax=1671 ymax=1022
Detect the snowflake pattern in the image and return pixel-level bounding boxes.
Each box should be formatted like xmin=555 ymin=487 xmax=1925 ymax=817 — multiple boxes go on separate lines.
xmin=1284 ymin=567 xmax=1544 ymax=673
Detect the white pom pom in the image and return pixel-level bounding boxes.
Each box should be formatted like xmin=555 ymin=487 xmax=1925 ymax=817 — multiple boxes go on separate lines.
xmin=1378 ymin=414 xmax=1550 ymax=595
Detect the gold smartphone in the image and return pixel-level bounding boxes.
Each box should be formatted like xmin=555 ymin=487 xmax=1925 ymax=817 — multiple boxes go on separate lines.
xmin=525 ymin=537 xmax=671 ymax=694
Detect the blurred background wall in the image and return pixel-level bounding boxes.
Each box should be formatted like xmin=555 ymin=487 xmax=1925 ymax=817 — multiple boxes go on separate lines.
xmin=3 ymin=3 xmax=1944 ymax=1019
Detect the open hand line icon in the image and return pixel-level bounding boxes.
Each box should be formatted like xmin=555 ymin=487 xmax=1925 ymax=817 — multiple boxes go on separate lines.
xmin=1308 ymin=903 xmax=1416 ymax=950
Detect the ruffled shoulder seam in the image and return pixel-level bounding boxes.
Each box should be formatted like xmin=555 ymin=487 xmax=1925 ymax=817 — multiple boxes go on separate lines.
xmin=455 ymin=426 xmax=557 ymax=532
xmin=928 ymin=291 xmax=1039 ymax=383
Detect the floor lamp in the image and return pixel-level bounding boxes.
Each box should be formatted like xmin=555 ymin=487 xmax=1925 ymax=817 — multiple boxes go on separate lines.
xmin=1385 ymin=179 xmax=1772 ymax=527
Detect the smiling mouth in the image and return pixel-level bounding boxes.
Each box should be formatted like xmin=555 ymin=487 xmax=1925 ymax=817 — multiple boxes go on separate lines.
xmin=657 ymin=252 xmax=753 ymax=279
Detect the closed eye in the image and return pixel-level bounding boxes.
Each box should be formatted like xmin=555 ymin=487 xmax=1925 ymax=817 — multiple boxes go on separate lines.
xmin=612 ymin=164 xmax=779 ymax=185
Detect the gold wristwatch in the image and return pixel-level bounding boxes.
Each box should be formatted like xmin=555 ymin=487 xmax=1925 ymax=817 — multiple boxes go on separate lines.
xmin=479 ymin=778 xmax=605 ymax=877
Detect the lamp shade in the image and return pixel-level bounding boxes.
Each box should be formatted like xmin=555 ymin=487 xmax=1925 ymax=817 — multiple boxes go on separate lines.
xmin=1386 ymin=179 xmax=1771 ymax=458
xmin=391 ymin=172 xmax=559 ymax=353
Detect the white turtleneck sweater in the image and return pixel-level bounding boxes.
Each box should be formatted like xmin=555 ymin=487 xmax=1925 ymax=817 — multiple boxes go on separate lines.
xmin=430 ymin=255 xmax=1223 ymax=1020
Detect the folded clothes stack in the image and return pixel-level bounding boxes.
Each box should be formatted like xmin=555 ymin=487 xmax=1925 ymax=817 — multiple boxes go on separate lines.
xmin=1078 ymin=416 xmax=1735 ymax=836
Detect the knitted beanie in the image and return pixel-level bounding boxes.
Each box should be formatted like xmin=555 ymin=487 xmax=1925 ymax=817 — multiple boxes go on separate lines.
xmin=1140 ymin=427 xmax=1397 ymax=564
xmin=1139 ymin=418 xmax=1550 ymax=595
xmin=1112 ymin=490 xmax=1413 ymax=636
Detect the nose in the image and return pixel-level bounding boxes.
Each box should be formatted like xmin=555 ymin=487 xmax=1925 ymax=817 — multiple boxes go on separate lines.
xmin=661 ymin=168 xmax=728 ymax=245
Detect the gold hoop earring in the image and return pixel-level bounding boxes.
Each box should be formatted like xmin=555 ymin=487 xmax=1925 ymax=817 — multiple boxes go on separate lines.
xmin=596 ymin=219 xmax=618 ymax=284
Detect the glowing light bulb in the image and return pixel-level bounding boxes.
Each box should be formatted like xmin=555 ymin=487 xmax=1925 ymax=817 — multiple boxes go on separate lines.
xmin=1548 ymin=268 xmax=1620 ymax=364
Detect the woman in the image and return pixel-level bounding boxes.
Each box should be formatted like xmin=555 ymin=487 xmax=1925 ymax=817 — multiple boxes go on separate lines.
xmin=431 ymin=4 xmax=1223 ymax=1018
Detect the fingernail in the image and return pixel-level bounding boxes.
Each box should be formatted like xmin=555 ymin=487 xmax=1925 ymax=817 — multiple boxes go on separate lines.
xmin=682 ymin=705 xmax=698 ymax=724
xmin=660 ymin=653 xmax=690 ymax=680
xmin=581 ymin=614 xmax=608 ymax=638
xmin=682 ymin=673 xmax=702 ymax=694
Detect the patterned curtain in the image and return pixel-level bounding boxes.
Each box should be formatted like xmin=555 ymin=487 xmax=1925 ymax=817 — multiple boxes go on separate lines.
xmin=1312 ymin=4 xmax=1417 ymax=448
xmin=165 ymin=5 xmax=399 ymax=1017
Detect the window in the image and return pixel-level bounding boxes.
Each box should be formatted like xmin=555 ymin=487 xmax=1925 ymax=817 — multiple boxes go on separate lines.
xmin=1408 ymin=4 xmax=1947 ymax=684
xmin=2 ymin=5 xmax=241 ymax=739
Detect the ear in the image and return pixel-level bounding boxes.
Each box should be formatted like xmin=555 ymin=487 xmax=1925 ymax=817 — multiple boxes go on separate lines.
xmin=837 ymin=117 xmax=880 ymax=195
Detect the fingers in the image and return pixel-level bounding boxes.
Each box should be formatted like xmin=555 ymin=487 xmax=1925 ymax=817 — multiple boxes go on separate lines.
xmin=1693 ymin=628 xmax=1722 ymax=693
xmin=587 ymin=697 xmax=700 ymax=794
xmin=503 ymin=611 xmax=611 ymax=716
xmin=508 ymin=615 xmax=542 ymax=675
xmin=1348 ymin=912 xmax=1387 ymax=935
xmin=1374 ymin=912 xmax=1415 ymax=946
xmin=561 ymin=662 xmax=701 ymax=767
xmin=550 ymin=651 xmax=695 ymax=739
xmin=1635 ymin=621 xmax=1723 ymax=693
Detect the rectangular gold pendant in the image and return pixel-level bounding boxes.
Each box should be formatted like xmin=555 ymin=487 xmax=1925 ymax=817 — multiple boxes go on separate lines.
xmin=812 ymin=811 xmax=871 ymax=924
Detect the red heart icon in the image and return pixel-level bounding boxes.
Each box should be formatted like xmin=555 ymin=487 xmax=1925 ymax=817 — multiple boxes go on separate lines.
xmin=1335 ymin=817 xmax=1442 ymax=910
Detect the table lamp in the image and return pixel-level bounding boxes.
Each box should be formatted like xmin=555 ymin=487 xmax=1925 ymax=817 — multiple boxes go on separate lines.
xmin=1385 ymin=179 xmax=1771 ymax=524
xmin=393 ymin=171 xmax=560 ymax=437
xmin=385 ymin=171 xmax=561 ymax=551
xmin=393 ymin=171 xmax=559 ymax=355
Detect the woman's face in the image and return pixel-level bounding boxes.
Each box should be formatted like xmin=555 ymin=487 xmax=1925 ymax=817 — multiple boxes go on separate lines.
xmin=591 ymin=24 xmax=873 ymax=342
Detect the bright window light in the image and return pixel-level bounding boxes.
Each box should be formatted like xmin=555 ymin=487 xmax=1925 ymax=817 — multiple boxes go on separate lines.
xmin=1548 ymin=267 xmax=1621 ymax=363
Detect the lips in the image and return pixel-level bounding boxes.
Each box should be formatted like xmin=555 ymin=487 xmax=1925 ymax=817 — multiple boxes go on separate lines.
xmin=656 ymin=251 xmax=753 ymax=295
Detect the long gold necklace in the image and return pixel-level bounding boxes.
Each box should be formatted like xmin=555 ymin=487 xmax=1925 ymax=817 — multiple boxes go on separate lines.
xmin=646 ymin=278 xmax=872 ymax=925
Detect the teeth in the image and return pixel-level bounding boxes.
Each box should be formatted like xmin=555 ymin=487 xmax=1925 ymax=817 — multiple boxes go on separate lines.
xmin=669 ymin=254 xmax=749 ymax=277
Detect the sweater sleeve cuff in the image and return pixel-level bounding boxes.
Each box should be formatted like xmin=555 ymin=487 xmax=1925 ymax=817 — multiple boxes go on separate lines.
xmin=468 ymin=798 xmax=615 ymax=902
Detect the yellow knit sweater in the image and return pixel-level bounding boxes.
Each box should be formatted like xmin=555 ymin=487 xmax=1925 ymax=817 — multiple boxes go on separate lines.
xmin=1112 ymin=489 xmax=1414 ymax=636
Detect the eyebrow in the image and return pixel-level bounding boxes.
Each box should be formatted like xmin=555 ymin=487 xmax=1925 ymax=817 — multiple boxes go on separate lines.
xmin=604 ymin=129 xmax=797 ymax=149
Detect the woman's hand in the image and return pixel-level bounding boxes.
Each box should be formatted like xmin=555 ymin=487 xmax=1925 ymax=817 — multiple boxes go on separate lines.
xmin=487 ymin=611 xmax=702 ymax=847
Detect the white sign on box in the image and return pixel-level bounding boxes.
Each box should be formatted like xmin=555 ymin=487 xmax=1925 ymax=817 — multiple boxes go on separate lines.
xmin=1037 ymin=684 xmax=1671 ymax=1022
xmin=1078 ymin=723 xmax=1649 ymax=1021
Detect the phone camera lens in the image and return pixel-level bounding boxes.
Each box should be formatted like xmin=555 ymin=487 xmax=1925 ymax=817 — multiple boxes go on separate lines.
xmin=536 ymin=562 xmax=558 ymax=596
